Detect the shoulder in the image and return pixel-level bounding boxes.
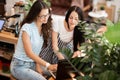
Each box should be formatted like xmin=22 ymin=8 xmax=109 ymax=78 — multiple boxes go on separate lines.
xmin=52 ymin=17 xmax=65 ymax=32
xmin=21 ymin=22 xmax=35 ymax=31
xmin=52 ymin=15 xmax=65 ymax=25
xmin=20 ymin=22 xmax=35 ymax=36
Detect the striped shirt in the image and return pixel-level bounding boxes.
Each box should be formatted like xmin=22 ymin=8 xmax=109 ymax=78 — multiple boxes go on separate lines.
xmin=39 ymin=17 xmax=74 ymax=64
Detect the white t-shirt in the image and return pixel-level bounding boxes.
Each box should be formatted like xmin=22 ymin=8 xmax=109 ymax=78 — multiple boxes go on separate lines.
xmin=52 ymin=16 xmax=73 ymax=43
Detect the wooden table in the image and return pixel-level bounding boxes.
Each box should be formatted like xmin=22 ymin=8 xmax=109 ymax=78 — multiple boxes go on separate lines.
xmin=0 ymin=31 xmax=18 ymax=45
xmin=0 ymin=30 xmax=18 ymax=79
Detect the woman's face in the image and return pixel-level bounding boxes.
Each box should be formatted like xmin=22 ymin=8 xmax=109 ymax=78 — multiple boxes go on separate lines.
xmin=38 ymin=9 xmax=50 ymax=24
xmin=68 ymin=11 xmax=79 ymax=29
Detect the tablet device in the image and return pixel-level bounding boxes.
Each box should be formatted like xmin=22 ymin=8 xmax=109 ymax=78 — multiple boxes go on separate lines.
xmin=0 ymin=19 xmax=5 ymax=31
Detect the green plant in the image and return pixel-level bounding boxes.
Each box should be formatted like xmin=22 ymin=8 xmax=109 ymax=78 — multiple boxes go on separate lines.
xmin=61 ymin=21 xmax=120 ymax=80
xmin=24 ymin=0 xmax=51 ymax=16
xmin=24 ymin=0 xmax=36 ymax=11
xmin=100 ymin=6 xmax=105 ymax=10
xmin=43 ymin=0 xmax=51 ymax=7
xmin=105 ymin=20 xmax=120 ymax=43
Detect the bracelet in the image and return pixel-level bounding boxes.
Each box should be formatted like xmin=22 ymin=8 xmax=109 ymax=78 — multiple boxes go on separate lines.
xmin=45 ymin=63 xmax=50 ymax=70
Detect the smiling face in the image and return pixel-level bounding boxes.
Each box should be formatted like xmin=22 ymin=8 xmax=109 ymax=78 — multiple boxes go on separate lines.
xmin=68 ymin=11 xmax=79 ymax=30
xmin=37 ymin=8 xmax=50 ymax=24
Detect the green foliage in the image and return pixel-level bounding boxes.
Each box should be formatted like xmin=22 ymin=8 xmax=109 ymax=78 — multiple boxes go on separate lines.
xmin=100 ymin=6 xmax=105 ymax=10
xmin=60 ymin=20 xmax=120 ymax=80
xmin=105 ymin=21 xmax=120 ymax=43
xmin=79 ymin=21 xmax=120 ymax=80
xmin=106 ymin=19 xmax=114 ymax=27
xmin=60 ymin=48 xmax=73 ymax=59
xmin=99 ymin=70 xmax=118 ymax=80
xmin=24 ymin=0 xmax=36 ymax=11
xmin=24 ymin=0 xmax=51 ymax=11
xmin=43 ymin=0 xmax=51 ymax=7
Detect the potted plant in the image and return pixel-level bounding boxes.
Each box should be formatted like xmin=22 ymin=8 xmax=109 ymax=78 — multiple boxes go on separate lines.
xmin=79 ymin=20 xmax=120 ymax=80
xmin=99 ymin=6 xmax=106 ymax=14
xmin=100 ymin=6 xmax=105 ymax=11
xmin=61 ymin=20 xmax=120 ymax=80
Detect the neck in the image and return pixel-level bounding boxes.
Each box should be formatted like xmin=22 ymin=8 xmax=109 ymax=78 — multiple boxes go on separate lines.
xmin=64 ymin=20 xmax=74 ymax=32
xmin=69 ymin=27 xmax=74 ymax=31
xmin=35 ymin=21 xmax=42 ymax=34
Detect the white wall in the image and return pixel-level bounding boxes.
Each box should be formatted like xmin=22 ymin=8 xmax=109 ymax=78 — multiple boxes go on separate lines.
xmin=112 ymin=0 xmax=120 ymax=22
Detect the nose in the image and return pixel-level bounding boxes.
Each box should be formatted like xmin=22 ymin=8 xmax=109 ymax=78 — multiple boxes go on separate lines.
xmin=71 ymin=19 xmax=76 ymax=24
xmin=43 ymin=17 xmax=48 ymax=21
xmin=44 ymin=15 xmax=49 ymax=20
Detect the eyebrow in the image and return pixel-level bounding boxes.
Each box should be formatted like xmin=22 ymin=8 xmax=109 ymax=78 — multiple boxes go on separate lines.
xmin=39 ymin=13 xmax=49 ymax=15
xmin=70 ymin=16 xmax=78 ymax=18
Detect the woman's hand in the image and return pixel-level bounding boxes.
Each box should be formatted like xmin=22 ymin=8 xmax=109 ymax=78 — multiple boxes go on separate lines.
xmin=47 ymin=64 xmax=58 ymax=72
xmin=56 ymin=52 xmax=65 ymax=60
xmin=72 ymin=50 xmax=86 ymax=58
xmin=72 ymin=50 xmax=81 ymax=58
xmin=97 ymin=26 xmax=107 ymax=34
xmin=53 ymin=50 xmax=65 ymax=60
xmin=36 ymin=63 xmax=43 ymax=74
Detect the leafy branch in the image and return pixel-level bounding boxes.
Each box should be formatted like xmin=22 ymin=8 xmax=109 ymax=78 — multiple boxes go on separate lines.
xmin=60 ymin=21 xmax=120 ymax=80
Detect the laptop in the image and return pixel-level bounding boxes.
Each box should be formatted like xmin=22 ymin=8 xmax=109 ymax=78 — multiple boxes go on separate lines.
xmin=49 ymin=57 xmax=92 ymax=80
xmin=0 ymin=19 xmax=5 ymax=31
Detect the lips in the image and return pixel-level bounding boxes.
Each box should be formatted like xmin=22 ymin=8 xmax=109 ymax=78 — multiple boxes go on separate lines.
xmin=69 ymin=22 xmax=75 ymax=25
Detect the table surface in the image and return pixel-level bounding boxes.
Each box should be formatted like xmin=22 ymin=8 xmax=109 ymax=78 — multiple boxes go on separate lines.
xmin=88 ymin=11 xmax=108 ymax=18
xmin=0 ymin=14 xmax=64 ymax=45
xmin=0 ymin=31 xmax=18 ymax=45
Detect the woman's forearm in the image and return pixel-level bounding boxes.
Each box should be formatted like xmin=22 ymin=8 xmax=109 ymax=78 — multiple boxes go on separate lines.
xmin=52 ymin=31 xmax=59 ymax=52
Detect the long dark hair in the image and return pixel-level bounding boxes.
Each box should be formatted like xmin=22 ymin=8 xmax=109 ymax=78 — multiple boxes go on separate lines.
xmin=65 ymin=6 xmax=85 ymax=51
xmin=65 ymin=6 xmax=84 ymax=29
xmin=21 ymin=0 xmax=52 ymax=47
xmin=73 ymin=26 xmax=85 ymax=51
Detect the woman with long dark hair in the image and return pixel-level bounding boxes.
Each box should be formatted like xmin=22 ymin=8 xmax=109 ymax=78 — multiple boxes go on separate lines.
xmin=52 ymin=6 xmax=84 ymax=61
xmin=10 ymin=1 xmax=57 ymax=80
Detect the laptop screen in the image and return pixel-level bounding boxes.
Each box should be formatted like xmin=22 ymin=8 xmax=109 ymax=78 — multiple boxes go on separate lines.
xmin=0 ymin=19 xmax=5 ymax=31
xmin=52 ymin=57 xmax=92 ymax=80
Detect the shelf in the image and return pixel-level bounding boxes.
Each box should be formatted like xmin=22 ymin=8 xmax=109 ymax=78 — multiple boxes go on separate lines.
xmin=0 ymin=70 xmax=11 ymax=78
xmin=0 ymin=53 xmax=12 ymax=60
xmin=0 ymin=30 xmax=18 ymax=45
xmin=0 ymin=30 xmax=17 ymax=79
xmin=0 ymin=41 xmax=14 ymax=60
